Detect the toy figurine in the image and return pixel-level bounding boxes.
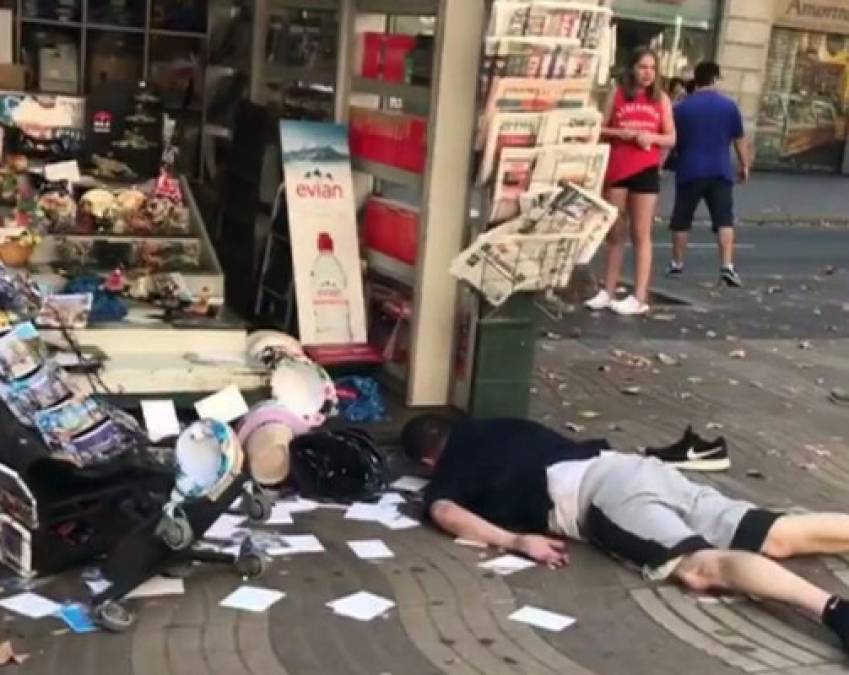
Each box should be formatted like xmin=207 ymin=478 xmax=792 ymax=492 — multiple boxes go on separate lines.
xmin=104 ymin=267 xmax=126 ymax=294
xmin=188 ymin=286 xmax=210 ymax=317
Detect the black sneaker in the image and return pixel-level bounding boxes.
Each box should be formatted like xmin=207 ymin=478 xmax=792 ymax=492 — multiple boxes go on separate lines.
xmin=644 ymin=426 xmax=731 ymax=472
xmin=720 ymin=266 xmax=742 ymax=287
xmin=822 ymin=596 xmax=849 ymax=654
xmin=666 ymin=261 xmax=684 ymax=277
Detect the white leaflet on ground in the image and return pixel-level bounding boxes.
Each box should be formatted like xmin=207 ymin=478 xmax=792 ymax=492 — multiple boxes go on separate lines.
xmin=347 ymin=539 xmax=395 ymax=560
xmin=509 ymin=605 xmax=576 ymax=632
xmin=389 ymin=476 xmax=429 ymax=492
xmin=326 ymin=591 xmax=395 ymax=622
xmin=478 ymin=554 xmax=536 ymax=576
xmin=219 ymin=586 xmax=285 ymax=613
xmin=204 ymin=514 xmax=247 ymax=541
xmin=126 ymin=576 xmax=185 ymax=599
xmin=0 ymin=592 xmax=61 ymax=619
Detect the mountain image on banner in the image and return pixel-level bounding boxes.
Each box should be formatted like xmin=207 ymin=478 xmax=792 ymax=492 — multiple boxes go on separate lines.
xmin=282 ymin=145 xmax=349 ymax=163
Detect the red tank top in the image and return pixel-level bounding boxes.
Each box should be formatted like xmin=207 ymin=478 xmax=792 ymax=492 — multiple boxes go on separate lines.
xmin=605 ymin=87 xmax=664 ymax=185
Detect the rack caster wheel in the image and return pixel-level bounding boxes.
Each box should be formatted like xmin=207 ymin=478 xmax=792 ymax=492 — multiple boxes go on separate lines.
xmin=95 ymin=600 xmax=135 ymax=633
xmin=157 ymin=514 xmax=194 ymax=551
xmin=236 ymin=551 xmax=267 ymax=579
xmin=243 ymin=492 xmax=273 ymax=524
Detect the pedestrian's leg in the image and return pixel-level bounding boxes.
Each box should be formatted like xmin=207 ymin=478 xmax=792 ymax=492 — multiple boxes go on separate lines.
xmin=673 ymin=549 xmax=830 ymax=618
xmin=669 ymin=182 xmax=699 ymax=269
xmin=628 ymin=192 xmax=657 ymax=304
xmin=671 ymin=231 xmax=689 ymax=267
xmin=760 ymin=513 xmax=849 ymax=558
xmin=602 ymin=187 xmax=629 ymax=296
xmin=717 ymin=226 xmax=735 ymax=268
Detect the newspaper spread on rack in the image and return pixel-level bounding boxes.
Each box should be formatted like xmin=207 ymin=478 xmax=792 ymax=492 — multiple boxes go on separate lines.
xmin=453 ymin=183 xmax=618 ymax=306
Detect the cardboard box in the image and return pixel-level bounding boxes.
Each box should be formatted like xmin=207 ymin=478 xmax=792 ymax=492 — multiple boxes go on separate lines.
xmin=0 ymin=65 xmax=26 ymax=91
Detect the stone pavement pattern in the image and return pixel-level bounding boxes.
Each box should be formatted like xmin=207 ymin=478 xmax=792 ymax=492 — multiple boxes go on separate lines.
xmin=3 ymin=223 xmax=849 ymax=674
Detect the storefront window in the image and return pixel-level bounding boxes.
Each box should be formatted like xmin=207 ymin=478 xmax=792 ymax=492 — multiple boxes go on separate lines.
xmin=756 ymin=28 xmax=849 ymax=173
xmin=611 ymin=0 xmax=719 ymax=82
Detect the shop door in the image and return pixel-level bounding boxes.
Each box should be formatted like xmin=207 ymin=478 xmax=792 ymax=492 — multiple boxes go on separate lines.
xmin=756 ymin=28 xmax=849 ymax=173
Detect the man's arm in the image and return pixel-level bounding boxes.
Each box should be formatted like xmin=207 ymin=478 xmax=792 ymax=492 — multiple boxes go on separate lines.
xmin=733 ymin=136 xmax=750 ymax=183
xmin=429 ymin=499 xmax=570 ymax=567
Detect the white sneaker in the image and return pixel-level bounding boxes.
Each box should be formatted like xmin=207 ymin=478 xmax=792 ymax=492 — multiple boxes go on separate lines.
xmin=611 ymin=294 xmax=649 ymax=316
xmin=584 ymin=289 xmax=612 ymax=311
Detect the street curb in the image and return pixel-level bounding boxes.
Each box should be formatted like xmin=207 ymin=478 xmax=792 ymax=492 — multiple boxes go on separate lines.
xmin=656 ymin=216 xmax=849 ymax=228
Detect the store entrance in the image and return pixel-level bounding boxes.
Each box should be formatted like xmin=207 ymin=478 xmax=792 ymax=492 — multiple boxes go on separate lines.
xmin=756 ymin=28 xmax=849 ymax=174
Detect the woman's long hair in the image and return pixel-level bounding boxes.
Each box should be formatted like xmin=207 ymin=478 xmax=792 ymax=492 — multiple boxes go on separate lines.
xmin=621 ymin=46 xmax=662 ymax=101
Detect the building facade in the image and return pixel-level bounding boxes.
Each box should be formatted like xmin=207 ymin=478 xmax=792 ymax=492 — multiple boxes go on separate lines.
xmin=717 ymin=0 xmax=849 ymax=173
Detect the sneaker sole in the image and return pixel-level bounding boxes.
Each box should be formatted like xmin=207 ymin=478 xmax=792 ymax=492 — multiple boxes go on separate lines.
xmin=665 ymin=457 xmax=732 ymax=472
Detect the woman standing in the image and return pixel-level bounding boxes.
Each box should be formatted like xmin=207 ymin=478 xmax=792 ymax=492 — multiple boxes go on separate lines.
xmin=585 ymin=47 xmax=676 ymax=316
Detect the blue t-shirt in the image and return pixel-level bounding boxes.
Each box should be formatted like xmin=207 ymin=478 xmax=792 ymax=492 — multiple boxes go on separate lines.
xmin=673 ymin=90 xmax=744 ymax=185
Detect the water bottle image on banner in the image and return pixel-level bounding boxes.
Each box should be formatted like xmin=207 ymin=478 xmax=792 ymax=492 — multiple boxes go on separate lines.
xmin=311 ymin=232 xmax=352 ymax=343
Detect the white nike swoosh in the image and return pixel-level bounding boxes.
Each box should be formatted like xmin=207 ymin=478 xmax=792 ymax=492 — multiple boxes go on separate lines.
xmin=686 ymin=446 xmax=723 ymax=461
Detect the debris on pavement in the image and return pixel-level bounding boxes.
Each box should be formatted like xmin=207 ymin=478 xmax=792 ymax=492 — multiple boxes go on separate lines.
xmin=830 ymin=388 xmax=849 ymax=406
xmin=611 ymin=349 xmax=652 ymax=369
xmin=706 ymin=422 xmax=723 ymax=431
xmin=0 ymin=641 xmax=28 ymax=666
xmin=798 ymin=340 xmax=813 ymax=350
xmin=656 ymin=352 xmax=679 ymax=366
xmin=564 ymin=422 xmax=585 ymax=433
xmin=327 ymin=591 xmax=395 ymax=622
xmin=220 ymin=586 xmax=285 ymax=613
xmin=478 ymin=554 xmax=536 ymax=576
xmin=621 ymin=386 xmax=641 ymax=396
xmin=509 ymin=606 xmax=576 ymax=632
xmin=728 ymin=349 xmax=746 ymax=359
xmin=578 ymin=410 xmax=600 ymax=419
xmin=746 ymin=469 xmax=765 ymax=479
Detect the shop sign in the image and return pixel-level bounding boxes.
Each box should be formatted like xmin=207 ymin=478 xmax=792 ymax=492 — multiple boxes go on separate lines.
xmin=775 ymin=0 xmax=849 ymax=33
xmin=279 ymin=120 xmax=368 ymax=347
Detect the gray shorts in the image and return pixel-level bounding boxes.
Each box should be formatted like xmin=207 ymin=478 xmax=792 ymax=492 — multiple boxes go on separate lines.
xmin=577 ymin=454 xmax=781 ymax=577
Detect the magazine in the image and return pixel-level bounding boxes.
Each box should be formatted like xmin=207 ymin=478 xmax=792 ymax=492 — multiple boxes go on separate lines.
xmin=478 ymin=111 xmax=542 ymax=184
xmin=530 ymin=142 xmax=610 ymax=195
xmin=490 ymin=147 xmax=539 ymax=223
xmin=536 ymin=106 xmax=602 ymax=146
xmin=488 ymin=2 xmax=531 ymax=38
xmin=483 ymin=36 xmax=581 ymax=81
xmin=35 ymin=293 xmax=93 ymax=329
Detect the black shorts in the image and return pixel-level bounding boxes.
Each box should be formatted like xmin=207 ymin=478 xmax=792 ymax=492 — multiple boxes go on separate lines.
xmin=609 ymin=166 xmax=660 ymax=194
xmin=670 ymin=177 xmax=735 ymax=233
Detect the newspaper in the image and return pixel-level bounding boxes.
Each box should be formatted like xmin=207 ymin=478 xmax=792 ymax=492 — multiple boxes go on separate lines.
xmin=530 ymin=142 xmax=610 ymax=194
xmin=478 ymin=77 xmax=589 ymax=149
xmin=488 ymin=1 xmax=531 ymax=38
xmin=524 ymin=2 xmax=611 ymax=50
xmin=451 ymin=229 xmax=583 ymax=307
xmin=484 ymin=36 xmax=581 ymax=81
xmin=478 ymin=112 xmax=542 ymax=184
xmin=490 ymin=147 xmax=539 ymax=223
xmin=453 ymin=183 xmax=618 ymax=305
xmin=536 ymin=107 xmax=602 ymax=145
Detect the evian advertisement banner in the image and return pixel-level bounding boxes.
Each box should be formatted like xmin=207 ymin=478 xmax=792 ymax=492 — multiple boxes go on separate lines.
xmin=279 ymin=121 xmax=368 ymax=346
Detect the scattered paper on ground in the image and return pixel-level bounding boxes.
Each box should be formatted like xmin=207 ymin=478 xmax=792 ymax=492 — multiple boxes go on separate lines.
xmin=509 ymin=606 xmax=576 ymax=632
xmin=382 ymin=515 xmax=419 ymax=530
xmin=390 ymin=476 xmax=429 ymax=492
xmin=279 ymin=497 xmax=320 ymax=514
xmin=86 ymin=579 xmax=112 ymax=596
xmin=0 ymin=592 xmax=61 ymax=619
xmin=348 ymin=540 xmax=394 ymax=560
xmin=345 ymin=502 xmax=395 ymax=522
xmin=0 ymin=641 xmax=28 ymax=666
xmin=378 ymin=493 xmax=405 ymax=506
xmin=279 ymin=535 xmax=325 ymax=554
xmin=265 ymin=504 xmax=295 ymax=525
xmin=140 ymin=399 xmax=181 ymax=442
xmin=126 ymin=576 xmax=185 ymax=599
xmin=327 ymin=591 xmax=395 ymax=621
xmin=194 ymin=384 xmax=249 ymax=423
xmin=205 ymin=514 xmax=247 ymax=540
xmin=220 ymin=586 xmax=285 ymax=613
xmin=455 ymin=538 xmax=488 ymax=548
xmin=478 ymin=554 xmax=536 ymax=576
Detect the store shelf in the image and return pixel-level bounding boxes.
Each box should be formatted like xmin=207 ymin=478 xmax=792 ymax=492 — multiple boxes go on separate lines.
xmin=86 ymin=22 xmax=146 ymax=34
xmin=356 ymin=0 xmax=439 ymax=16
xmin=367 ymin=250 xmax=417 ymax=286
xmin=151 ymin=28 xmax=207 ymax=39
xmin=351 ymin=157 xmax=424 ymax=189
xmin=21 ymin=16 xmax=82 ymax=28
xmin=351 ymin=77 xmax=430 ymax=108
xmin=266 ymin=65 xmax=337 ymax=87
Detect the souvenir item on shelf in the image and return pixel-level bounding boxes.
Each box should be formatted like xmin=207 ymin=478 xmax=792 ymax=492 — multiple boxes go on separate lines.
xmin=104 ymin=268 xmax=126 ymax=294
xmin=36 ymin=184 xmax=77 ymax=233
xmin=0 ymin=322 xmax=48 ymax=382
xmin=0 ymin=362 xmax=77 ymax=426
xmin=0 ymin=264 xmax=43 ymax=323
xmin=90 ymin=154 xmax=138 ymax=181
xmin=35 ymin=293 xmax=93 ymax=329
xmin=55 ymin=238 xmax=202 ymax=273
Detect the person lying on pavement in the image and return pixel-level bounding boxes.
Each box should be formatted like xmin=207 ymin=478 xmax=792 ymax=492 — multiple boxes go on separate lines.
xmin=401 ymin=414 xmax=849 ymax=652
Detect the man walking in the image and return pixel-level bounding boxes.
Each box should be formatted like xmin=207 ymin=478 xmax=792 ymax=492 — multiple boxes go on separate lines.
xmin=667 ymin=61 xmax=750 ymax=287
